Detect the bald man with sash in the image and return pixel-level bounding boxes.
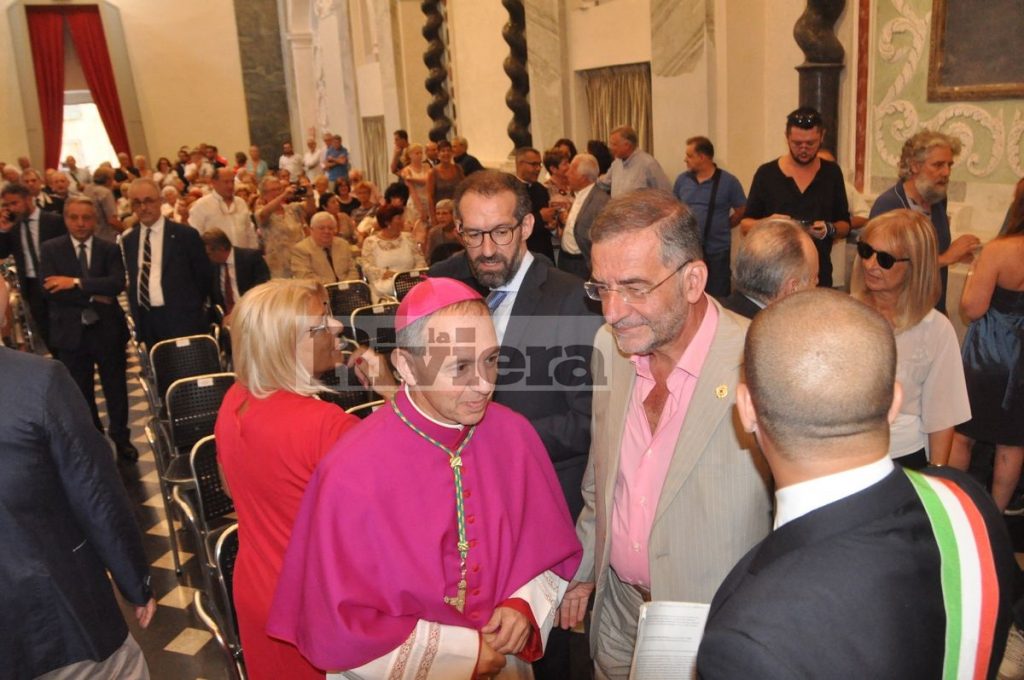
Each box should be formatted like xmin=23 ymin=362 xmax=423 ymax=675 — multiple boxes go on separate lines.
xmin=697 ymin=289 xmax=1016 ymax=679
xmin=269 ymin=277 xmax=582 ymax=679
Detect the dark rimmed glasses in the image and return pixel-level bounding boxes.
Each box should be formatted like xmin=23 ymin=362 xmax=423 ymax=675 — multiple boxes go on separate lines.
xmin=457 ymin=222 xmax=522 ymax=247
xmin=857 ymin=241 xmax=910 ymax=269
xmin=584 ymin=260 xmax=692 ymax=305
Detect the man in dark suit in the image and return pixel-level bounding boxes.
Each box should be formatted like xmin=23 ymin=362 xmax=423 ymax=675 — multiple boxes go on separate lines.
xmin=430 ymin=170 xmax=602 ymax=680
xmin=40 ymin=196 xmax=136 ymax=462
xmin=696 ymin=289 xmax=1016 ymax=679
xmin=121 ymin=178 xmax=212 ymax=348
xmin=719 ymin=217 xmax=819 ymax=319
xmin=559 ymin=152 xmax=610 ymax=280
xmin=0 ymin=348 xmax=155 ymax=678
xmin=0 ymin=181 xmax=67 ymax=349
xmin=201 ymin=227 xmax=270 ymax=315
xmin=514 ymin=147 xmax=556 ymax=262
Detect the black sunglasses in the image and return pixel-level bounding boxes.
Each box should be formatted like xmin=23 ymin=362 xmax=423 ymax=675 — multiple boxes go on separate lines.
xmin=787 ymin=111 xmax=823 ymax=129
xmin=857 ymin=241 xmax=910 ymax=269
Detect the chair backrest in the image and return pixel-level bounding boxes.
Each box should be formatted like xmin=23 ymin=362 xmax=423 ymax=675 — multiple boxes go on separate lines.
xmin=166 ymin=373 xmax=235 ymax=455
xmin=349 ymin=302 xmax=399 ymax=353
xmin=392 ymin=268 xmax=428 ymax=301
xmin=150 ymin=335 xmax=221 ymax=402
xmin=326 ymin=279 xmax=374 ymax=318
xmin=214 ymin=523 xmax=241 ymax=636
xmin=189 ymin=435 xmax=234 ymax=526
xmin=345 ymin=399 xmax=385 ymax=419
xmin=317 ymin=366 xmax=370 ymax=411
xmin=143 ymin=417 xmax=173 ymax=477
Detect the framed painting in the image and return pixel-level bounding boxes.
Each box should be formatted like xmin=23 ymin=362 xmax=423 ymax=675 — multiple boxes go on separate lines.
xmin=928 ymin=0 xmax=1024 ymax=101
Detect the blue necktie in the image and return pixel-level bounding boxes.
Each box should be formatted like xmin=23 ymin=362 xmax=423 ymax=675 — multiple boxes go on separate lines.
xmin=486 ymin=289 xmax=507 ymax=312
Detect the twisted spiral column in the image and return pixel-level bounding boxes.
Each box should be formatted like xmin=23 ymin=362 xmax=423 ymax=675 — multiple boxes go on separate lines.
xmin=502 ymin=0 xmax=532 ymax=150
xmin=421 ymin=0 xmax=452 ymax=142
xmin=794 ymin=0 xmax=846 ymax=155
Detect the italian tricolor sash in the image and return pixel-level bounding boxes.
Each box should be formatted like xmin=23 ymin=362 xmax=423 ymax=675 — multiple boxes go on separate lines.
xmin=905 ymin=469 xmax=1000 ymax=680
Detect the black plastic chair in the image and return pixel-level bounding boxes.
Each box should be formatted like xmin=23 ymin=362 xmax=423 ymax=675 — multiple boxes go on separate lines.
xmin=317 ymin=366 xmax=371 ymax=411
xmin=392 ymin=268 xmax=428 ymax=301
xmin=345 ymin=399 xmax=385 ymax=419
xmin=326 ymin=279 xmax=374 ymax=319
xmin=349 ymin=302 xmax=399 ymax=354
xmin=149 ymin=335 xmax=221 ymax=412
xmin=187 ymin=435 xmax=235 ymax=563
xmin=145 ymin=418 xmax=186 ymax=576
xmin=165 ymin=373 xmax=235 ymax=457
xmin=192 ymin=523 xmax=245 ymax=679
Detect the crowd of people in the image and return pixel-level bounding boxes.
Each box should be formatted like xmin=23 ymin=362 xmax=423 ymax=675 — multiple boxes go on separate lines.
xmin=1 ymin=104 xmax=1024 ymax=679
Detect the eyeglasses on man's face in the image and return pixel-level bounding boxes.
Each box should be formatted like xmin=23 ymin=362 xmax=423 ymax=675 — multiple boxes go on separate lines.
xmin=857 ymin=241 xmax=910 ymax=270
xmin=584 ymin=259 xmax=692 ymax=305
xmin=456 ymin=222 xmax=522 ymax=248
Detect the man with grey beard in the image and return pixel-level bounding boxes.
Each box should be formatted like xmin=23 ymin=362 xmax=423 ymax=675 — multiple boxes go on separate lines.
xmin=869 ymin=129 xmax=980 ymax=313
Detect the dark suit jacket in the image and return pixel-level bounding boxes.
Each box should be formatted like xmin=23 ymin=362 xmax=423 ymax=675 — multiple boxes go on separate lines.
xmin=572 ymin=184 xmax=610 ymax=267
xmin=0 ymin=349 xmax=151 ymax=677
xmin=697 ymin=467 xmax=1017 ymax=680
xmin=523 ymin=180 xmax=555 ymax=262
xmin=0 ymin=210 xmax=67 ymax=289
xmin=430 ymin=252 xmax=603 ymax=518
xmin=121 ymin=219 xmax=212 ymax=327
xmin=718 ymin=290 xmax=761 ymax=320
xmin=210 ymin=246 xmax=270 ymax=309
xmin=39 ymin=236 xmax=128 ymax=351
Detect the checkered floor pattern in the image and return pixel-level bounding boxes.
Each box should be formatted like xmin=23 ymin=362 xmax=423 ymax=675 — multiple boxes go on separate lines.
xmin=97 ymin=350 xmax=234 ymax=680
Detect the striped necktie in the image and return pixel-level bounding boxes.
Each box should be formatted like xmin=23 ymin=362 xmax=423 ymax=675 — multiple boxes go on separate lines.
xmin=139 ymin=227 xmax=152 ymax=309
xmin=486 ymin=289 xmax=507 ymax=312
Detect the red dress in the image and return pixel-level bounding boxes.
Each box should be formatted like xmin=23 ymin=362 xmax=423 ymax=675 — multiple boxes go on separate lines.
xmin=215 ymin=385 xmax=358 ymax=680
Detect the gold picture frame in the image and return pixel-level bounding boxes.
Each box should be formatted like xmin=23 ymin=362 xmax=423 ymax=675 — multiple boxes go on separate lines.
xmin=927 ymin=0 xmax=1024 ymax=101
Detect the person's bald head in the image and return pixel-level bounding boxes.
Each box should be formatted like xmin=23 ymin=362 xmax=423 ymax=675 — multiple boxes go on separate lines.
xmin=211 ymin=167 xmax=235 ymax=201
xmin=743 ymin=289 xmax=895 ymax=459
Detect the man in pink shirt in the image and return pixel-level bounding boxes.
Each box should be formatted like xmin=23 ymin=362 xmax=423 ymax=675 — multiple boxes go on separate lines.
xmin=558 ymin=189 xmax=773 ymax=679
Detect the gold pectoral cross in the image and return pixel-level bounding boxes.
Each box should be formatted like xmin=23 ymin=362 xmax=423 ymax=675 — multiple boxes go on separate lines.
xmin=443 ymin=576 xmax=468 ymax=613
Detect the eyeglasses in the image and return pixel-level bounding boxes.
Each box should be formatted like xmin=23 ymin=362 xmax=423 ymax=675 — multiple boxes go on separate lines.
xmin=857 ymin=241 xmax=910 ymax=269
xmin=457 ymin=222 xmax=522 ymax=247
xmin=308 ymin=315 xmax=336 ymax=336
xmin=787 ymin=110 xmax=823 ymax=129
xmin=584 ymin=260 xmax=692 ymax=304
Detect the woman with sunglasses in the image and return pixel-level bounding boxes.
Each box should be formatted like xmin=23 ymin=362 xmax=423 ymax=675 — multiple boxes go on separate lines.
xmin=215 ymin=279 xmax=357 ymax=680
xmin=850 ymin=209 xmax=970 ymax=469
xmin=948 ymin=187 xmax=1024 ymax=510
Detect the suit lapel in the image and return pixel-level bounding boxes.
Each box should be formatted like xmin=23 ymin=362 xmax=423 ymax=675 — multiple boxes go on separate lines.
xmin=603 ymin=338 xmax=635 ymax=521
xmin=501 ymin=258 xmax=544 ymax=353
xmin=652 ymin=304 xmax=745 ymax=526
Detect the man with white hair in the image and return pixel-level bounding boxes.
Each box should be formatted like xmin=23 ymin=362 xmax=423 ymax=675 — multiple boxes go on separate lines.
xmin=160 ymin=185 xmax=180 ymax=219
xmin=597 ymin=125 xmax=671 ymax=198
xmin=302 ymin=137 xmax=323 ymax=179
xmin=188 ymin=167 xmax=258 ymax=249
xmin=559 ymin=153 xmax=609 ymax=279
xmin=868 ymin=129 xmax=980 ymax=313
xmin=289 ymin=211 xmax=358 ymax=284
xmin=720 ymin=217 xmax=819 ymax=319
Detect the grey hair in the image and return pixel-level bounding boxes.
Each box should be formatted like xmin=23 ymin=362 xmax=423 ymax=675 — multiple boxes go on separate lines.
xmin=395 ymin=299 xmax=488 ymax=357
xmin=735 ymin=218 xmax=814 ymax=304
xmin=63 ymin=195 xmax=97 ymax=215
xmin=310 ymin=211 xmax=337 ymax=229
xmin=611 ymin=125 xmax=639 ymax=147
xmin=591 ymin=189 xmax=701 ymax=266
xmin=572 ymin=153 xmax=599 ymax=182
xmin=897 ymin=130 xmax=962 ymax=180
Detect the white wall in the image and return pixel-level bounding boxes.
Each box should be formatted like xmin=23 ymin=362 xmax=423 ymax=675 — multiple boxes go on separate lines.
xmin=447 ymin=0 xmax=512 ymax=167
xmin=1 ymin=0 xmax=251 ymax=168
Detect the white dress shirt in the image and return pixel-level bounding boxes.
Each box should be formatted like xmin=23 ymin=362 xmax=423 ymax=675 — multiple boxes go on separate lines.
xmin=188 ymin=192 xmax=257 ymax=249
xmin=278 ymin=153 xmax=304 ymax=179
xmin=136 ymin=217 xmax=166 ymax=307
xmin=303 ymin=148 xmax=324 ymax=178
xmin=773 ymin=455 xmax=894 ymax=530
xmin=561 ymin=183 xmax=595 ymax=255
xmin=488 ymin=251 xmax=534 ymax=345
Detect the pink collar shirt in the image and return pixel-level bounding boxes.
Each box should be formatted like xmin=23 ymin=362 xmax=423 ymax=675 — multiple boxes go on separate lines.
xmin=610 ymin=298 xmax=719 ymax=587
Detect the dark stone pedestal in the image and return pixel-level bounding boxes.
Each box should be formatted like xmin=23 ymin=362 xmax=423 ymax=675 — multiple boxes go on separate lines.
xmin=797 ymin=62 xmax=844 ymax=155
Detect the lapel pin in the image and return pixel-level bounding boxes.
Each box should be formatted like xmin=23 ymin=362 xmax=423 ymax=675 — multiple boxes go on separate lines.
xmin=715 ymin=384 xmax=728 ymax=399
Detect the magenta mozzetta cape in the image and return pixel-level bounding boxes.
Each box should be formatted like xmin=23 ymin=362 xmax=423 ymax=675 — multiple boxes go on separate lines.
xmin=266 ymin=389 xmax=583 ymax=670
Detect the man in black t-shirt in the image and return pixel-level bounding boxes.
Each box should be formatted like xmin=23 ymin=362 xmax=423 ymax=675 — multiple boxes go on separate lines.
xmin=740 ymin=107 xmax=850 ymax=288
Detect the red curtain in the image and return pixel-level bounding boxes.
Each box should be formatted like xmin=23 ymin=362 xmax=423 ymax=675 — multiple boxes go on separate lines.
xmin=25 ymin=8 xmax=65 ymax=170
xmin=65 ymin=6 xmax=131 ymax=159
